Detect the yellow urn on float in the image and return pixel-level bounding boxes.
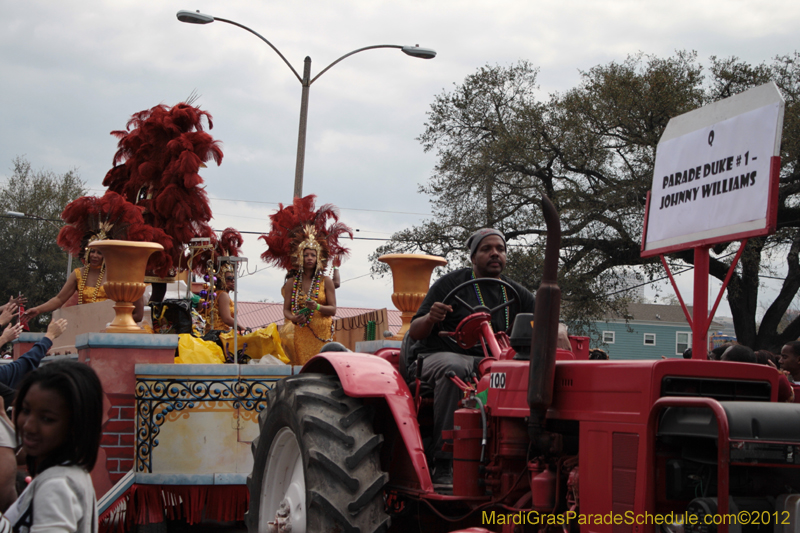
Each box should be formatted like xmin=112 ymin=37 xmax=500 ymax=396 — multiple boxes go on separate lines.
xmin=378 ymin=253 xmax=447 ymax=340
xmin=89 ymin=240 xmax=164 ymax=333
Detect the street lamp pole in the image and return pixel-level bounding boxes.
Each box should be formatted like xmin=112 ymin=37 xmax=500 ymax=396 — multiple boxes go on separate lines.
xmin=296 ymin=57 xmax=312 ymax=198
xmin=176 ymin=10 xmax=436 ymax=198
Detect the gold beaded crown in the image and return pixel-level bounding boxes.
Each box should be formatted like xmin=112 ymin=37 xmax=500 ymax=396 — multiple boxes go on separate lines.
xmin=218 ymin=262 xmax=234 ymax=282
xmin=84 ymin=221 xmax=114 ymax=261
xmin=293 ymin=224 xmax=325 ymax=271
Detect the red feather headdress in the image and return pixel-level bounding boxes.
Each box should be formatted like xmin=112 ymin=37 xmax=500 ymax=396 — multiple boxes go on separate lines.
xmin=215 ymin=227 xmax=244 ymax=278
xmin=216 ymin=227 xmax=244 ymax=259
xmin=57 ymin=192 xmax=173 ymax=272
xmin=260 ymin=195 xmax=353 ymax=272
xmin=192 ymin=227 xmax=245 ymax=277
xmin=101 ymin=101 xmax=223 ymax=277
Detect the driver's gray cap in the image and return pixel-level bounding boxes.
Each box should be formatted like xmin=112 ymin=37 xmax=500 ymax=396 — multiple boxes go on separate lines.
xmin=466 ymin=228 xmax=505 ymax=258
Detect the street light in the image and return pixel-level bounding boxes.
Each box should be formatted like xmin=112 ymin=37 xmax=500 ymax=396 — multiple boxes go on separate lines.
xmin=176 ymin=9 xmax=436 ymax=198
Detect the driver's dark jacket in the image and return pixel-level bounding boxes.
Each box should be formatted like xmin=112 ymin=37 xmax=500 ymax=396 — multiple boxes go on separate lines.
xmin=411 ymin=268 xmax=536 ymax=358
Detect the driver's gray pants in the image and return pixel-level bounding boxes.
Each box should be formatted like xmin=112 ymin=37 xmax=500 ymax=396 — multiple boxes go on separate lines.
xmin=417 ymin=351 xmax=481 ymax=461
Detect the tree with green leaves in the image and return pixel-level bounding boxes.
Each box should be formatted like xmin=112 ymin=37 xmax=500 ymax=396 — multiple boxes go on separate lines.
xmin=371 ymin=51 xmax=800 ymax=351
xmin=0 ymin=157 xmax=86 ymax=330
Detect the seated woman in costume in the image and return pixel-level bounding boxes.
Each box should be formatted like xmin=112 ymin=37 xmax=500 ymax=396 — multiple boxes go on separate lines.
xmin=25 ymin=247 xmax=144 ymax=322
xmin=282 ymin=246 xmax=337 ymax=366
xmin=211 ymin=265 xmax=239 ymax=332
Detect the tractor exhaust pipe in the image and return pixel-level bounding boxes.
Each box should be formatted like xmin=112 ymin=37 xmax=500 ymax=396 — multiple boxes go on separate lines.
xmin=527 ymin=194 xmax=561 ymax=455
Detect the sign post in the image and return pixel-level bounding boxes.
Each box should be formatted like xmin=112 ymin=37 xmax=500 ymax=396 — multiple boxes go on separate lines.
xmin=642 ymin=82 xmax=784 ymax=359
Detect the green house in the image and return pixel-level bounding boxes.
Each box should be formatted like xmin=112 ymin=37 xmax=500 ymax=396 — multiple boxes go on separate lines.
xmin=590 ymin=303 xmax=723 ymax=360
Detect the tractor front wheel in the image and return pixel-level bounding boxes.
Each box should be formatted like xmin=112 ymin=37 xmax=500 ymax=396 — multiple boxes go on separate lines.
xmin=246 ymin=374 xmax=390 ymax=533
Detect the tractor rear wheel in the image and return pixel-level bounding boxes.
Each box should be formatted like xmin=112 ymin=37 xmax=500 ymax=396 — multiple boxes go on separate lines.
xmin=246 ymin=374 xmax=390 ymax=533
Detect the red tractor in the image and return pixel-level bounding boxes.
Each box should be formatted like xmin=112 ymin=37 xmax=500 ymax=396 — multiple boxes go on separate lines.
xmin=246 ymin=197 xmax=800 ymax=533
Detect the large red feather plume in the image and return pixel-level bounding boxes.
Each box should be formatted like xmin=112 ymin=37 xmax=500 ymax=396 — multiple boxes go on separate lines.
xmin=101 ymin=101 xmax=222 ymax=277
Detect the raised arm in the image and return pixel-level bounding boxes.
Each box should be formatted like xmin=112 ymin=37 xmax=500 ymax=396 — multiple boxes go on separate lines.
xmin=24 ymin=271 xmax=79 ymax=318
xmin=331 ymin=256 xmax=341 ymax=289
xmin=318 ymin=276 xmax=336 ymax=316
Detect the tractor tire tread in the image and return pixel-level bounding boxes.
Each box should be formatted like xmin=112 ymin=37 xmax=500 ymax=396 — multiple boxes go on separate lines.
xmin=345 ymin=434 xmax=384 ymax=469
xmin=340 ymin=403 xmax=374 ymax=428
xmin=247 ymin=374 xmax=390 ymax=533
xmin=304 ymin=415 xmax=356 ymax=447
xmin=309 ymin=449 xmax=360 ymax=492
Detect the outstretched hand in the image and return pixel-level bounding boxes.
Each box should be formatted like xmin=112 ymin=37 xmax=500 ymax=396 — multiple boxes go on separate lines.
xmin=0 ymin=303 xmax=17 ymax=327
xmin=1 ymin=294 xmax=26 ymax=310
xmin=0 ymin=323 xmax=23 ymax=346
xmin=45 ymin=318 xmax=68 ymax=341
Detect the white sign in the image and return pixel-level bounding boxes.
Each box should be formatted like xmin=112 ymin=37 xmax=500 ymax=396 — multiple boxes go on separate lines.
xmin=643 ymin=82 xmax=784 ymax=255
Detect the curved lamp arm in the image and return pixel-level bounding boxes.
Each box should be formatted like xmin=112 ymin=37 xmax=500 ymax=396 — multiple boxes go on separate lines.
xmin=311 ymin=44 xmax=435 ymax=85
xmin=212 ymin=17 xmax=303 ymax=83
xmin=178 ymin=10 xmax=303 ymax=83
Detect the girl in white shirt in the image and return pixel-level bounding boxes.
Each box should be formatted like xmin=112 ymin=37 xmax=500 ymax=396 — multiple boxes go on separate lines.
xmin=6 ymin=361 xmax=103 ymax=533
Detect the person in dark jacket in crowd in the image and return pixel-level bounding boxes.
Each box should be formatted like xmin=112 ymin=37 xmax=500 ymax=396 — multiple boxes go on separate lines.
xmin=0 ymin=318 xmax=67 ymax=387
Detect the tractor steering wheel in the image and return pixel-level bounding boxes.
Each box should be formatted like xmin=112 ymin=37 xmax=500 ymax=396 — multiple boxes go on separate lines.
xmin=438 ymin=277 xmax=521 ymax=350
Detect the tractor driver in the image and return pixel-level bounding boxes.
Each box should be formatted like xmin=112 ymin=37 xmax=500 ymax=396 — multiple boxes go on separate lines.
xmin=408 ymin=228 xmax=535 ymax=488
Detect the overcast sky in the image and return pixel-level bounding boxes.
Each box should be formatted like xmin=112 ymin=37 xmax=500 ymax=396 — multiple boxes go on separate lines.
xmin=1 ymin=0 xmax=798 ymax=322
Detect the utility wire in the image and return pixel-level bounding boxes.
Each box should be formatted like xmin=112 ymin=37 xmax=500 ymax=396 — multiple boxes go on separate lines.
xmin=85 ymin=188 xmax=433 ymax=217
xmin=226 ymin=229 xmax=389 ymax=241
xmin=1 ymin=215 xmax=62 ymax=223
xmin=211 ymin=197 xmax=432 ymax=217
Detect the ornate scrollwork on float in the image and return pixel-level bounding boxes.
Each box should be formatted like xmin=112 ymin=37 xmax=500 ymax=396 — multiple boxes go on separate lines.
xmin=135 ymin=376 xmax=275 ymax=473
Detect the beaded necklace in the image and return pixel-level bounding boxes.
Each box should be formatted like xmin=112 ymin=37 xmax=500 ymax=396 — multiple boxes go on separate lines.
xmin=291 ymin=270 xmax=334 ymax=342
xmin=471 ymin=271 xmax=509 ymax=330
xmin=78 ymin=264 xmax=106 ymax=305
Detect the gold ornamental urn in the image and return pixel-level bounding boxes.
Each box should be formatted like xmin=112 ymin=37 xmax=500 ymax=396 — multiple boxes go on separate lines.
xmin=89 ymin=240 xmax=164 ymax=333
xmin=378 ymin=254 xmax=447 ymax=340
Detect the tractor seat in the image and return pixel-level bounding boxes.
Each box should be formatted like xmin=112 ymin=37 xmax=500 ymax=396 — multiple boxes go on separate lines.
xmin=398 ymin=331 xmax=433 ymax=396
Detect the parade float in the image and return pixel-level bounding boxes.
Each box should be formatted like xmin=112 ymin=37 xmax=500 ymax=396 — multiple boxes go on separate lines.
xmin=9 ymin=100 xmax=403 ymax=531
xmin=11 ymin=230 xmax=434 ymax=532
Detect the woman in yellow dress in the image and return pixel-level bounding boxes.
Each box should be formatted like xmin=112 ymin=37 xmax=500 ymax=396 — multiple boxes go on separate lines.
xmin=25 ymin=248 xmax=143 ymax=322
xmin=282 ymin=248 xmax=337 ymax=365
xmin=261 ymin=195 xmax=352 ymax=365
xmin=212 ymin=267 xmax=237 ymax=332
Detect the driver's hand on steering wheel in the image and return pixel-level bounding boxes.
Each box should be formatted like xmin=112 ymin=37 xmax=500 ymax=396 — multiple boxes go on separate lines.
xmin=427 ymin=302 xmax=453 ymax=324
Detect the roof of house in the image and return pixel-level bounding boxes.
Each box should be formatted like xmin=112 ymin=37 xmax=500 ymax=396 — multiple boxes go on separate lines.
xmin=234 ymin=301 xmax=403 ymax=333
xmin=602 ymin=302 xmax=723 ymax=329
